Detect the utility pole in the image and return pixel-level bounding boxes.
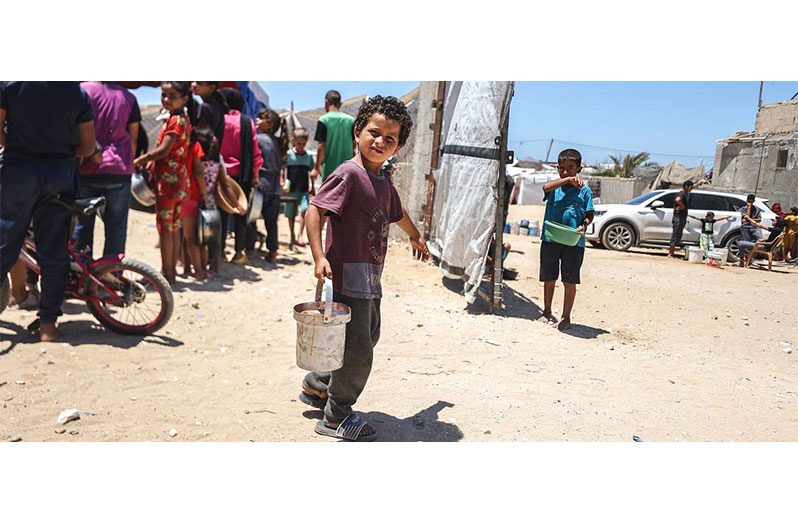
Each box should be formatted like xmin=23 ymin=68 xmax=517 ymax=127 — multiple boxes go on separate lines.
xmin=758 ymin=81 xmax=764 ymax=109
xmin=544 ymin=138 xmax=554 ymax=163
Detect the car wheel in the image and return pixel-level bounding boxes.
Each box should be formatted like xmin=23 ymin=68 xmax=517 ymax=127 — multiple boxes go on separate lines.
xmin=601 ymin=222 xmax=636 ymax=251
xmin=724 ymin=233 xmax=742 ymax=263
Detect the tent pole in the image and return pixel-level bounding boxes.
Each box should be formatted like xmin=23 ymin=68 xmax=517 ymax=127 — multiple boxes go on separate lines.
xmin=423 ymin=81 xmax=446 ymax=240
xmin=491 ymin=84 xmax=514 ymax=311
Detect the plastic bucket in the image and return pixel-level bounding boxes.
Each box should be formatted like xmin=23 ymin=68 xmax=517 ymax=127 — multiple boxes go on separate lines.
xmin=685 ymin=246 xmax=704 ymax=263
xmin=293 ymin=278 xmax=351 ymax=372
xmin=708 ymin=248 xmax=728 ymax=264
xmin=542 ymin=220 xmax=584 ymax=246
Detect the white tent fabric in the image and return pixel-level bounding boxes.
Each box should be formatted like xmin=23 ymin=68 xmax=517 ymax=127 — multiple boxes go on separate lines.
xmin=429 ymin=81 xmax=513 ymax=303
xmin=507 ymin=165 xmax=559 ymax=205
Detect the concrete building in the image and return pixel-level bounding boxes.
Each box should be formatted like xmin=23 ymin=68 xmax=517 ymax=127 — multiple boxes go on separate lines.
xmin=712 ymin=99 xmax=798 ymax=208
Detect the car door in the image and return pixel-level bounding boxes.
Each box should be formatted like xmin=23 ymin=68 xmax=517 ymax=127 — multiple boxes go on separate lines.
xmin=714 ymin=195 xmax=742 ymax=237
xmin=687 ymin=193 xmax=735 ymax=242
xmin=639 ymin=191 xmax=675 ymax=241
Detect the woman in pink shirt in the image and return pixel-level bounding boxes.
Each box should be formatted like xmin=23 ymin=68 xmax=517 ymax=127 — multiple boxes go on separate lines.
xmin=219 ymin=88 xmax=263 ymax=264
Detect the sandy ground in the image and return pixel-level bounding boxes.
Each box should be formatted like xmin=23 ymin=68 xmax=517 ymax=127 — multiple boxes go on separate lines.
xmin=1 ymin=204 xmax=797 ymax=442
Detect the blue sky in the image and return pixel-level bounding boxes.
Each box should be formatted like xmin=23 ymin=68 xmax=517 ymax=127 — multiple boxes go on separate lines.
xmin=134 ymin=81 xmax=798 ymax=167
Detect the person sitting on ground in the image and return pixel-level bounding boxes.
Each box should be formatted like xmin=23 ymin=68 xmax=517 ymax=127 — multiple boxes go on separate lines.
xmin=667 ymin=180 xmax=694 ymax=258
xmin=688 ymin=211 xmax=733 ymax=258
xmin=737 ymin=216 xmax=785 ymax=268
xmin=538 ymin=148 xmax=594 ymax=331
xmin=299 ymin=95 xmax=429 ymax=442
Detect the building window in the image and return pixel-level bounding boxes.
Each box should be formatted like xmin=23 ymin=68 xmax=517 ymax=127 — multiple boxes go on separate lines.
xmin=777 ymin=149 xmax=788 ymax=169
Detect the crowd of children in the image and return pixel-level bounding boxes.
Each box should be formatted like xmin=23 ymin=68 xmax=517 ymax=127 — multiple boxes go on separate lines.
xmin=131 ymin=81 xmax=325 ymax=282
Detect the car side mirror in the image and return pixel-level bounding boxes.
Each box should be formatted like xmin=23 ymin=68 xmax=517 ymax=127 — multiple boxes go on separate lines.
xmin=650 ymin=200 xmax=665 ymax=209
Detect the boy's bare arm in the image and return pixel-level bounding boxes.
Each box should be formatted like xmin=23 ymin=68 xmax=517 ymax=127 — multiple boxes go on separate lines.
xmin=75 ymin=121 xmax=97 ymax=157
xmin=128 ymin=122 xmax=139 ymax=160
xmin=311 ymin=143 xmax=325 ymax=179
xmin=134 ymin=134 xmax=175 ymax=165
xmin=542 ymin=176 xmax=581 ymax=194
xmin=396 ymin=207 xmax=430 ymax=261
xmin=306 ymin=204 xmax=332 ymax=281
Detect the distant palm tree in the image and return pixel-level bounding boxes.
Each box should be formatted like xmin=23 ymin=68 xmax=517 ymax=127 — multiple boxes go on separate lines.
xmin=607 ymin=152 xmax=651 ymax=178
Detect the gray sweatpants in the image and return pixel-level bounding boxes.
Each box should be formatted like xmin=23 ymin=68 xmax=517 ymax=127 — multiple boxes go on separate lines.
xmin=314 ymin=293 xmax=381 ymax=425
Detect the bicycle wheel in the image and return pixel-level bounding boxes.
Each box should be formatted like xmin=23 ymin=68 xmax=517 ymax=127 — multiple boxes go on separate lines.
xmin=85 ymin=259 xmax=173 ymax=335
xmin=0 ymin=273 xmax=9 ymax=314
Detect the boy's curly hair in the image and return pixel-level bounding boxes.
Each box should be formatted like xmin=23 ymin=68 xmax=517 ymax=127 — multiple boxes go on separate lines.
xmin=354 ymin=95 xmax=413 ymax=146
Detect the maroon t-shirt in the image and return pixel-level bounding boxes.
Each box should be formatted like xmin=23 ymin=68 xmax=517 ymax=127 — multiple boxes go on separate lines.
xmin=312 ymin=160 xmax=404 ymax=299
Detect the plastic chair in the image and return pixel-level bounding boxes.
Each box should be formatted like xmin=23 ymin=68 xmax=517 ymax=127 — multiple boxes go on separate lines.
xmin=746 ymin=233 xmax=784 ymax=271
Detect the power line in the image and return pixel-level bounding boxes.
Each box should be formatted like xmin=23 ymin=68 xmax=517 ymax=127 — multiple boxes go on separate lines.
xmin=509 ymin=138 xmax=715 ymax=159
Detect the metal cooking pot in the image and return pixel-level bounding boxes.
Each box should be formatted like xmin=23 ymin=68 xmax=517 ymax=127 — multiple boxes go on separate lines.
xmin=246 ymin=189 xmax=263 ymax=224
xmin=198 ymin=207 xmax=222 ymax=246
xmin=131 ymin=171 xmax=155 ymax=207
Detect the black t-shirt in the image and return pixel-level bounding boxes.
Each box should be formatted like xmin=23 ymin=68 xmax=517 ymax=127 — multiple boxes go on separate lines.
xmin=674 ymin=190 xmax=690 ymax=217
xmin=197 ymin=98 xmax=226 ymax=147
xmin=128 ymin=98 xmax=142 ymax=124
xmin=286 ymin=151 xmax=313 ymax=193
xmin=0 ymin=81 xmax=94 ymax=161
xmin=314 ymin=120 xmax=327 ymax=142
xmin=700 ymin=219 xmax=717 ymax=235
xmin=765 ymin=218 xmax=787 ymax=250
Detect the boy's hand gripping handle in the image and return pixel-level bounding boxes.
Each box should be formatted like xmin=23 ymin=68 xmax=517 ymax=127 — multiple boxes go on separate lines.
xmin=314 ymin=277 xmax=334 ymax=323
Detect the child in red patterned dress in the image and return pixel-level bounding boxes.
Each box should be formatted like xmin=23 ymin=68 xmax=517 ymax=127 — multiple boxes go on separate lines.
xmin=134 ymin=81 xmax=192 ymax=284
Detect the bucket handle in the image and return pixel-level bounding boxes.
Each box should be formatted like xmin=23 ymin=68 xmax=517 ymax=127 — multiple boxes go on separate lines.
xmin=314 ymin=277 xmax=334 ymax=323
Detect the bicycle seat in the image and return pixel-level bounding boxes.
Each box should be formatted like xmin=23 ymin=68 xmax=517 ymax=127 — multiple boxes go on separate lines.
xmin=74 ymin=196 xmax=107 ymax=216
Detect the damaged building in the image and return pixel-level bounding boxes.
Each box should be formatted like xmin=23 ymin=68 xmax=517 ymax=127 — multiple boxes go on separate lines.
xmin=712 ymin=99 xmax=798 ymax=208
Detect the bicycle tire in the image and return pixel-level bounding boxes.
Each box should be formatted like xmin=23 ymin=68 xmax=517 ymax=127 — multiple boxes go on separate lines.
xmin=0 ymin=273 xmax=9 ymax=314
xmin=86 ymin=259 xmax=173 ymax=335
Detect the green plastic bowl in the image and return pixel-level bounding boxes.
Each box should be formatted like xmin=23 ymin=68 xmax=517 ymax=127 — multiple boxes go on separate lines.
xmin=542 ymin=220 xmax=584 ymax=246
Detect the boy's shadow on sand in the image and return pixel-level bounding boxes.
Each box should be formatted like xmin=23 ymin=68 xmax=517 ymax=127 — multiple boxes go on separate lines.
xmin=302 ymin=400 xmax=463 ymax=442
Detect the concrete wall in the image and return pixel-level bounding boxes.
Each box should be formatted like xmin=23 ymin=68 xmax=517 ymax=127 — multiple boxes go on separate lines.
xmin=389 ymin=81 xmax=438 ymax=237
xmin=588 ymin=177 xmax=650 ymax=204
xmin=755 ymin=100 xmax=798 ymax=136
xmin=712 ymin=138 xmax=798 ymax=208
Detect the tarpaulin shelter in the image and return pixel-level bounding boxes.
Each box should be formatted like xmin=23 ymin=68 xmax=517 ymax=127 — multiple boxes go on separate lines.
xmin=427 ymin=81 xmax=514 ymax=306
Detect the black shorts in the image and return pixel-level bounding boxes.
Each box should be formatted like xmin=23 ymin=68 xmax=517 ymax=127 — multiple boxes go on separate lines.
xmin=539 ymin=241 xmax=585 ymax=284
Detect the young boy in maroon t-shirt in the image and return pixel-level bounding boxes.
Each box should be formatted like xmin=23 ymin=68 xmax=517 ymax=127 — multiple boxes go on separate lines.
xmin=299 ymin=95 xmax=429 ymax=441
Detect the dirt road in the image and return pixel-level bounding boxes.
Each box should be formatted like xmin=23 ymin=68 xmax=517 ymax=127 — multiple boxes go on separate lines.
xmin=1 ymin=205 xmax=796 ymax=442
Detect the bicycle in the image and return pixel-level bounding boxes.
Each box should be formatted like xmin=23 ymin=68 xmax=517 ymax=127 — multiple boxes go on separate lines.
xmin=1 ymin=194 xmax=173 ymax=335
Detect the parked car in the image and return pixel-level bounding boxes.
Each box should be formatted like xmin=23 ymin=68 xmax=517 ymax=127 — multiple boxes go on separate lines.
xmin=585 ymin=189 xmax=777 ymax=262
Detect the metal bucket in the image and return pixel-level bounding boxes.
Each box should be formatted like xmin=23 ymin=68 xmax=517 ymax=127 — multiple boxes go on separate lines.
xmin=131 ymin=171 xmax=155 ymax=207
xmin=246 ymin=189 xmax=263 ymax=224
xmin=198 ymin=207 xmax=221 ymax=246
xmin=293 ymin=278 xmax=351 ymax=372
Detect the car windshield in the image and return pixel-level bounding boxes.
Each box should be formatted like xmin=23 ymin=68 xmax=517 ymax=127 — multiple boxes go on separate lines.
xmin=626 ymin=191 xmax=663 ymax=205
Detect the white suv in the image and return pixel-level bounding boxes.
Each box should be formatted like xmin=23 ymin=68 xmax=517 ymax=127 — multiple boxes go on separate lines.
xmin=585 ymin=189 xmax=777 ymax=262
